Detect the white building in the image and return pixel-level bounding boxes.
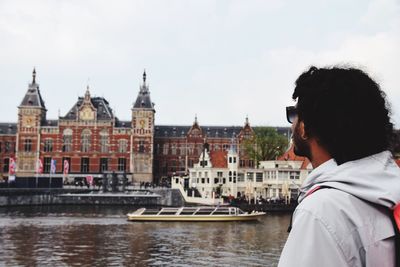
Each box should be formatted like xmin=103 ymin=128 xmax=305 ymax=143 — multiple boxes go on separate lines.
xmin=173 ymin=144 xmax=312 ymax=204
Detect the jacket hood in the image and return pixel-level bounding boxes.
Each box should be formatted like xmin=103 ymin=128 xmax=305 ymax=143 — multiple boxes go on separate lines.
xmin=298 ymin=151 xmax=400 ymax=208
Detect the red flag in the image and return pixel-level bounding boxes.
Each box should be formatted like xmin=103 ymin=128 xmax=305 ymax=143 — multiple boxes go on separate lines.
xmin=86 ymin=175 xmax=93 ymax=186
xmin=36 ymin=158 xmax=43 ymax=174
xmin=9 ymin=157 xmax=16 ymax=175
xmin=63 ymin=160 xmax=69 ymax=175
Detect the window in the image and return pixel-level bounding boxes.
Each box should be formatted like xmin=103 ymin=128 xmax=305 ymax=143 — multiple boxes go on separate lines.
xmin=268 ymin=171 xmax=277 ymax=179
xmin=233 ymin=157 xmax=236 ymax=163
xmin=278 ymin=171 xmax=289 ymax=179
xmin=139 ymin=140 xmax=145 ymax=153
xmin=63 ymin=128 xmax=73 ymax=152
xmin=5 ymin=141 xmax=10 ymax=152
xmin=233 ymin=171 xmax=237 ymax=183
xmin=24 ymin=139 xmax=32 ymax=152
xmin=204 ymin=171 xmax=208 ymax=178
xmin=81 ymin=158 xmax=90 ymax=173
xmin=118 ymin=139 xmax=128 ymax=153
xmin=171 ymin=144 xmax=177 ymax=155
xmin=44 ymin=157 xmax=51 ymax=173
xmin=229 ymin=171 xmax=232 ymax=182
xmin=163 ymin=144 xmax=169 ymax=155
xmin=81 ymin=129 xmax=91 ymax=152
xmin=100 ymin=129 xmax=109 ymax=153
xmin=187 ymin=144 xmax=194 ymax=155
xmin=238 ymin=173 xmax=245 ymax=182
xmin=240 ymin=160 xmax=245 ymax=167
xmin=100 ymin=158 xmax=108 ymax=172
xmin=229 ymin=157 xmax=232 ymax=163
xmin=44 ymin=139 xmax=53 ymax=152
xmin=256 ymin=172 xmax=263 ymax=182
xmin=217 ymin=172 xmax=223 ymax=177
xmin=200 ymin=160 xmax=208 ymax=167
xmin=3 ymin=158 xmax=9 ymax=173
xmin=118 ymin=158 xmax=126 ymax=171
xmin=247 ymin=172 xmax=254 ymax=181
xmin=290 ymin=171 xmax=300 ymax=180
xmin=249 ymin=160 xmax=254 ymax=168
xmin=222 ymin=144 xmax=229 ymax=151
xmin=179 ymin=145 xmax=185 ymax=155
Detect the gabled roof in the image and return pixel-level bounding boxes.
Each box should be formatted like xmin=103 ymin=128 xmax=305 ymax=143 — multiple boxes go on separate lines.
xmin=19 ymin=69 xmax=46 ymax=109
xmin=61 ymin=96 xmax=114 ymax=120
xmin=210 ymin=150 xmax=228 ymax=168
xmin=278 ymin=144 xmax=310 ymax=170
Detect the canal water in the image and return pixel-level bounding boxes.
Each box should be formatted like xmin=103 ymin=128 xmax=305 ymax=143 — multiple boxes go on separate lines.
xmin=0 ymin=206 xmax=290 ymax=266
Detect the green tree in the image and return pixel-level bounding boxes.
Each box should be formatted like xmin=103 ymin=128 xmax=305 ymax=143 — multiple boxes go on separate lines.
xmin=243 ymin=127 xmax=289 ymax=166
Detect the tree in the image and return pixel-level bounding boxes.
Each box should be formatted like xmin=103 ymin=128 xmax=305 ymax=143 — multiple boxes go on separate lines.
xmin=243 ymin=127 xmax=289 ymax=166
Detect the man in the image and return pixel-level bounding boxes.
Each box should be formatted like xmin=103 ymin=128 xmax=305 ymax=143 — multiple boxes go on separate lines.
xmin=278 ymin=66 xmax=400 ymax=267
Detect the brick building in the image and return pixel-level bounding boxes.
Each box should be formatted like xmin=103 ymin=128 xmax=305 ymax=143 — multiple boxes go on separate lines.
xmin=0 ymin=69 xmax=290 ymax=184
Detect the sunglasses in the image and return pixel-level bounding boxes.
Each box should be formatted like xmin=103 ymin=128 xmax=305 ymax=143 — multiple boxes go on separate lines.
xmin=286 ymin=106 xmax=297 ymax=124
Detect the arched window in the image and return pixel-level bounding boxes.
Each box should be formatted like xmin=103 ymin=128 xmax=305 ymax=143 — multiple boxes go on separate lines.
xmin=63 ymin=128 xmax=73 ymax=152
xmin=81 ymin=129 xmax=91 ymax=152
xmin=118 ymin=139 xmax=128 ymax=153
xmin=100 ymin=129 xmax=109 ymax=153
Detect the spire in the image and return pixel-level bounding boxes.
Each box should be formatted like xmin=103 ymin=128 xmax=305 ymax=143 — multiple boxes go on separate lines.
xmin=32 ymin=67 xmax=36 ymax=84
xmin=133 ymin=70 xmax=154 ymax=109
xmin=245 ymin=115 xmax=249 ymax=126
xmin=194 ymin=114 xmax=198 ymax=125
xmin=84 ymin=85 xmax=91 ymax=102
xmin=19 ymin=68 xmax=46 ymax=109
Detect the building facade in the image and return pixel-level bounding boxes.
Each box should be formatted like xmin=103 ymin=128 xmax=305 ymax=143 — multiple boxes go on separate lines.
xmin=172 ymin=142 xmax=311 ymax=202
xmin=0 ymin=69 xmax=291 ymax=184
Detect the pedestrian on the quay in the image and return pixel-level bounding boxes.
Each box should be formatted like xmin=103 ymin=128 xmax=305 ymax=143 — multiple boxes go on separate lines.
xmin=279 ymin=66 xmax=400 ymax=267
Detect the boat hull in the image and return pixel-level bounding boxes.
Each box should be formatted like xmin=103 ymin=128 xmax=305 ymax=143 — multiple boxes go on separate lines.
xmin=127 ymin=213 xmax=265 ymax=222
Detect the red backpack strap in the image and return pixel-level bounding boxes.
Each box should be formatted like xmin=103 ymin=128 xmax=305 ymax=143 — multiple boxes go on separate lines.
xmin=305 ymin=185 xmax=323 ymax=197
xmin=394 ymin=204 xmax=400 ymax=230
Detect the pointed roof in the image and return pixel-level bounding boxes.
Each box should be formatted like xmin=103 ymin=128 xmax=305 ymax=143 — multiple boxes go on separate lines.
xmin=19 ymin=68 xmax=46 ymax=109
xmin=133 ymin=70 xmax=154 ymax=109
xmin=61 ymin=85 xmax=114 ymax=121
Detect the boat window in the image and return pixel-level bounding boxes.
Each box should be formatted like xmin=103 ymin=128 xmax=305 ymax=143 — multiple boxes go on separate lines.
xmin=212 ymin=209 xmax=230 ymax=215
xmin=180 ymin=210 xmax=196 ymax=215
xmin=194 ymin=209 xmax=214 ymax=215
xmin=159 ymin=211 xmax=178 ymax=215
xmin=142 ymin=210 xmax=159 ymax=215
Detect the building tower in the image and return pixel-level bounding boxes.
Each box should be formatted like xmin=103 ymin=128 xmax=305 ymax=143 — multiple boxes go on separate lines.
xmin=16 ymin=68 xmax=47 ymax=176
xmin=131 ymin=70 xmax=155 ymax=182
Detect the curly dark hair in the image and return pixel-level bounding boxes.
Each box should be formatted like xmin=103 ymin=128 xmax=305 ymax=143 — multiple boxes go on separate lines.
xmin=293 ymin=66 xmax=394 ymax=165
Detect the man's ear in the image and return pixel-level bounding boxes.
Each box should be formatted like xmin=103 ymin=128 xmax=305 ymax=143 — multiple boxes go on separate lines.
xmin=299 ymin=121 xmax=308 ymax=140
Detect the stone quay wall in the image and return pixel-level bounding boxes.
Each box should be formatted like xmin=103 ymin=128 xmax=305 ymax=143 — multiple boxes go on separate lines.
xmin=0 ymin=188 xmax=185 ymax=207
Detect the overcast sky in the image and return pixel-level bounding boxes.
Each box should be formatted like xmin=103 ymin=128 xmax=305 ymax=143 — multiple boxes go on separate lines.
xmin=0 ymin=0 xmax=399 ymax=128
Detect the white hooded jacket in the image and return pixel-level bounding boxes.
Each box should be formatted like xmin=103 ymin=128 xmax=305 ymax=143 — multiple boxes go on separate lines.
xmin=278 ymin=151 xmax=400 ymax=267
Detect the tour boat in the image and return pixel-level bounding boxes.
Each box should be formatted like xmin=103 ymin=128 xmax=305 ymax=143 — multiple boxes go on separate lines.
xmin=127 ymin=206 xmax=266 ymax=222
